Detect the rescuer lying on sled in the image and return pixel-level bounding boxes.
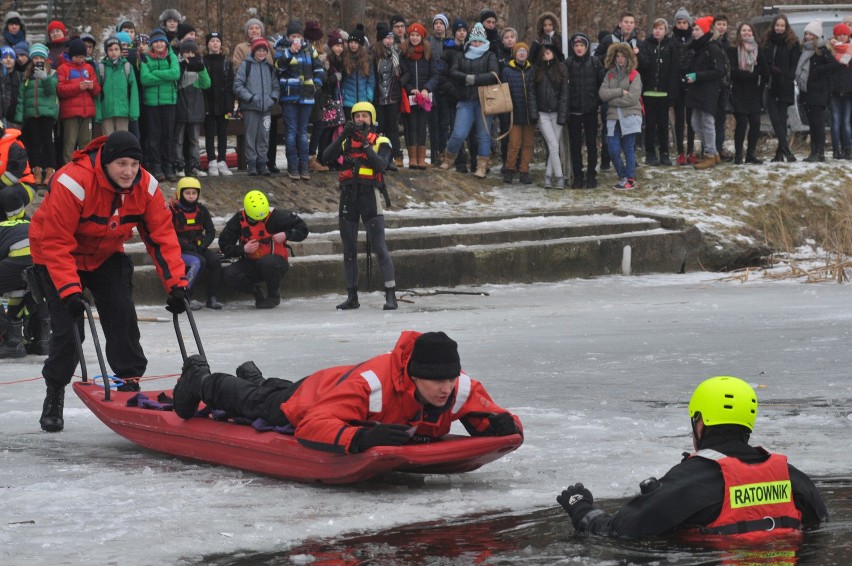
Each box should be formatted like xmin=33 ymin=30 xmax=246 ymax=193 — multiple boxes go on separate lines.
xmin=557 ymin=376 xmax=827 ymax=539
xmin=172 ymin=330 xmax=523 ymax=453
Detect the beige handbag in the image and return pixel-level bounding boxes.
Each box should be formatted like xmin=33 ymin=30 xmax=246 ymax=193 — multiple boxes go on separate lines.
xmin=478 ymin=72 xmax=513 ymax=140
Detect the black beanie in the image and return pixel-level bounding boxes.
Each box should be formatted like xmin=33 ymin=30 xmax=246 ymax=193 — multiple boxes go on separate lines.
xmin=408 ymin=332 xmax=462 ymax=380
xmin=101 ymin=131 xmax=143 ymax=164
xmin=67 ymin=38 xmax=87 ymax=58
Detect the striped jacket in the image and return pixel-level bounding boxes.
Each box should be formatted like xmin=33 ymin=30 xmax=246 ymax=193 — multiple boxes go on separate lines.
xmin=274 ymin=43 xmax=324 ymax=104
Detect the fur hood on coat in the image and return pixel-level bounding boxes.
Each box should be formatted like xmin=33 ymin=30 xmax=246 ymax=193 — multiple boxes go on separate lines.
xmin=604 ymin=42 xmax=637 ymax=72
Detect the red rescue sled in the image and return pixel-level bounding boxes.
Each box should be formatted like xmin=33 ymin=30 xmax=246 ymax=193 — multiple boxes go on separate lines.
xmin=73 ymin=382 xmax=523 ymax=485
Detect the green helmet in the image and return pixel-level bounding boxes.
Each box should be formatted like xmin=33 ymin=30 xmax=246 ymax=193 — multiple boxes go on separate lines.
xmin=243 ymin=190 xmax=269 ymax=221
xmin=688 ymin=376 xmax=758 ymax=431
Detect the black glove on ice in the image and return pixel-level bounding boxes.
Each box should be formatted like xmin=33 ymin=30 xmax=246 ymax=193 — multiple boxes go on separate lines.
xmin=63 ymin=292 xmax=86 ymax=318
xmin=166 ymin=287 xmax=187 ymax=314
xmin=557 ymin=483 xmax=595 ymax=530
xmin=488 ymin=412 xmax=519 ymax=436
xmin=354 ymin=423 xmax=411 ymax=452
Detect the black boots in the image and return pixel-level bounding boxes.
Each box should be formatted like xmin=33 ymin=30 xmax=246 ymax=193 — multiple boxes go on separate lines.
xmin=173 ymin=355 xmax=210 ymax=419
xmin=206 ymin=296 xmax=223 ymax=310
xmin=771 ymin=149 xmax=784 ymax=162
xmin=0 ymin=320 xmax=25 ymax=358
xmin=336 ymin=288 xmax=360 ymax=310
xmin=40 ymin=383 xmax=65 ymax=432
xmin=383 ymin=287 xmax=398 ymax=310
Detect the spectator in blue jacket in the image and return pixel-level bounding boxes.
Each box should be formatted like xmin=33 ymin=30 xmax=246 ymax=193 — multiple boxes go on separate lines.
xmin=275 ymin=18 xmax=324 ymax=181
xmin=341 ymin=25 xmax=373 ymax=118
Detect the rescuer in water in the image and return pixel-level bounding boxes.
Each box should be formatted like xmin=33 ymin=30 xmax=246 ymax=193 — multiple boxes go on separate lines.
xmin=557 ymin=376 xmax=827 ymax=539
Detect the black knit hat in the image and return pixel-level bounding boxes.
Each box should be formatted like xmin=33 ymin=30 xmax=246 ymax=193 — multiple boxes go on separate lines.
xmin=286 ymin=18 xmax=304 ymax=37
xmin=67 ymin=38 xmax=87 ymax=58
xmin=480 ymin=9 xmax=498 ymax=23
xmin=206 ymin=31 xmax=222 ymax=47
xmin=390 ymin=15 xmax=406 ymax=27
xmin=408 ymin=332 xmax=462 ymax=380
xmin=101 ymin=131 xmax=143 ymax=165
xmin=451 ymin=18 xmax=468 ymax=35
xmin=348 ymin=23 xmax=366 ymax=45
xmin=376 ymin=22 xmax=392 ymax=42
xmin=177 ymin=22 xmax=195 ymax=42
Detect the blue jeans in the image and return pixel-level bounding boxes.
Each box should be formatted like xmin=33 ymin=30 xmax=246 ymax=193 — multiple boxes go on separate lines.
xmin=606 ymin=124 xmax=638 ymax=180
xmin=446 ymin=100 xmax=491 ymax=157
xmin=829 ymin=95 xmax=852 ymax=151
xmin=282 ymin=103 xmax=312 ymax=173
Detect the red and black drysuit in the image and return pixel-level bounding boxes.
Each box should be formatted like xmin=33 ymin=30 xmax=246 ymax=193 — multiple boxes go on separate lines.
xmin=29 ymin=136 xmax=187 ymax=387
xmin=170 ymin=199 xmax=222 ymax=302
xmin=569 ymin=429 xmax=827 ymax=540
xmin=217 ymin=207 xmax=309 ymax=301
xmin=185 ymin=330 xmax=524 ymax=453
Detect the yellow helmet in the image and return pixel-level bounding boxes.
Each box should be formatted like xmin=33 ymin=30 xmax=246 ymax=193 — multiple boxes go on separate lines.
xmin=176 ymin=176 xmax=201 ymax=199
xmin=351 ymin=101 xmax=376 ymax=123
xmin=688 ymin=376 xmax=758 ymax=431
xmin=243 ymin=190 xmax=270 ymax=221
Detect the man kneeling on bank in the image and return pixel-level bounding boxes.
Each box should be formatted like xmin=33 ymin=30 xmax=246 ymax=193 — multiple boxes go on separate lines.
xmin=173 ymin=330 xmax=523 ymax=453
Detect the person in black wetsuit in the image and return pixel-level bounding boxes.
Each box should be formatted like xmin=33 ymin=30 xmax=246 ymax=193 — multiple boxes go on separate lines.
xmin=557 ymin=376 xmax=827 ymax=539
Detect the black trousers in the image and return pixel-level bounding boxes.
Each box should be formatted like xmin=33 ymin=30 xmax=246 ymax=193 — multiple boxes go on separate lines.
xmin=204 ymin=114 xmax=229 ymax=162
xmin=222 ymin=255 xmax=288 ymax=299
xmin=145 ymin=104 xmax=177 ymax=174
xmin=673 ymin=94 xmax=695 ymax=155
xmin=807 ymin=104 xmax=826 ymax=154
xmin=200 ymin=369 xmax=295 ymax=426
xmin=644 ymin=97 xmax=671 ymax=155
xmin=766 ymin=95 xmax=791 ymax=152
xmin=21 ymin=116 xmax=56 ymax=169
xmin=0 ymin=257 xmax=30 ymax=327
xmin=734 ymin=112 xmax=761 ymax=157
xmin=567 ymin=112 xmax=598 ymax=177
xmin=375 ymin=102 xmax=401 ymax=155
xmin=184 ymin=248 xmax=223 ymax=299
xmin=38 ymin=253 xmax=146 ymax=387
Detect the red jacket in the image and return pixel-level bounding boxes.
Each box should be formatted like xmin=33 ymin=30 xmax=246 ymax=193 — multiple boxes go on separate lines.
xmin=281 ymin=330 xmax=524 ymax=453
xmin=30 ymin=137 xmax=187 ymax=298
xmin=56 ymin=59 xmax=101 ymax=119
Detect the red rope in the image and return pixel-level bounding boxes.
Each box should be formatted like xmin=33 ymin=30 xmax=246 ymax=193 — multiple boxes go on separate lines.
xmin=0 ymin=372 xmax=180 ymax=386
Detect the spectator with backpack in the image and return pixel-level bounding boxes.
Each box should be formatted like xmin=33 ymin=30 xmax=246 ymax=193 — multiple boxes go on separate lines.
xmin=202 ymin=31 xmax=234 ymax=176
xmin=233 ymin=38 xmax=279 ymax=176
xmin=599 ymin=42 xmax=642 ymax=191
xmin=140 ymin=29 xmax=180 ymax=181
xmin=96 ymin=36 xmax=139 ymax=135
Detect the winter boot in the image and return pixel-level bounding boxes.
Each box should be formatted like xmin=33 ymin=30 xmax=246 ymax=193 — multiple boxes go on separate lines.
xmin=205 ymin=296 xmax=223 ymax=310
xmin=518 ymin=172 xmax=532 ymax=184
xmin=236 ymin=360 xmax=266 ymax=385
xmin=473 ymin=157 xmax=490 ymax=179
xmin=783 ymin=147 xmax=797 ymax=162
xmin=383 ymin=287 xmax=398 ymax=310
xmin=771 ymin=148 xmax=784 ymax=162
xmin=585 ymin=172 xmax=598 ymax=189
xmin=44 ymin=168 xmax=56 ymax=184
xmin=543 ymin=175 xmax=552 ymax=189
xmin=439 ymin=151 xmax=456 ymax=170
xmin=745 ymin=153 xmax=763 ymax=164
xmin=39 ymin=383 xmax=65 ymax=432
xmin=308 ymin=155 xmax=329 ymax=172
xmin=0 ymin=320 xmax=26 ymax=358
xmin=503 ymin=169 xmax=514 ymax=184
xmin=336 ymin=287 xmax=360 ymax=310
xmin=571 ymin=173 xmax=585 ymax=189
xmin=252 ymin=284 xmax=266 ymax=307
xmin=247 ymin=161 xmax=258 ymax=176
xmin=116 ymin=378 xmax=140 ymax=392
xmin=734 ymin=151 xmax=744 ymax=165
xmin=659 ymin=153 xmax=672 ymax=166
xmin=694 ymin=154 xmax=716 ymax=170
xmin=554 ymin=177 xmax=565 ymax=189
xmin=407 ymin=146 xmax=418 ymax=169
xmin=32 ymin=166 xmax=43 ymax=185
xmin=418 ymin=146 xmax=431 ymax=168
xmin=218 ymin=160 xmax=233 ymax=176
xmin=173 ymin=355 xmax=210 ymax=419
xmin=257 ymin=162 xmax=270 ymax=176
xmin=256 ymin=294 xmax=281 ymax=309
xmin=644 ymin=150 xmax=660 ymax=166
xmin=188 ymin=299 xmax=204 ymax=311
xmin=804 ymin=140 xmax=821 ymax=162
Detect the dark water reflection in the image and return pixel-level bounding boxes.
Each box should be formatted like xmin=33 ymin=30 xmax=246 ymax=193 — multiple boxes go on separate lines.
xmin=204 ymin=476 xmax=851 ymax=565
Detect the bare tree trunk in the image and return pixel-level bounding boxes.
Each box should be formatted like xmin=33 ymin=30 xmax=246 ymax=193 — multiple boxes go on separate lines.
xmin=645 ymin=0 xmax=657 ymax=35
xmin=508 ymin=0 xmax=532 ymax=42
xmin=150 ymin=0 xmax=170 ymax=30
xmin=340 ymin=0 xmax=366 ymax=31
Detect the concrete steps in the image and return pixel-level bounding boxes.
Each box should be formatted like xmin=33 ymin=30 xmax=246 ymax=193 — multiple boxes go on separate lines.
xmin=126 ymin=207 xmax=703 ymax=305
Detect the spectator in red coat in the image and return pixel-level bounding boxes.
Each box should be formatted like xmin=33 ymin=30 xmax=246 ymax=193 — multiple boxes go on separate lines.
xmin=56 ymin=38 xmax=100 ymax=163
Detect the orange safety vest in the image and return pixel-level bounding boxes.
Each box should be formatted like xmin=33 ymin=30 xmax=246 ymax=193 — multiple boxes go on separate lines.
xmin=683 ymin=449 xmax=802 ymax=542
xmin=0 ymin=129 xmax=36 ymax=184
xmin=337 ymin=131 xmax=387 ymax=185
xmin=239 ymin=210 xmax=288 ymax=260
xmin=172 ymin=204 xmax=203 ymax=248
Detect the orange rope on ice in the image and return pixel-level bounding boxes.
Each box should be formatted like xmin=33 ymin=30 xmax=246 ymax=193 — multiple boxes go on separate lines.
xmin=0 ymin=373 xmax=180 ymax=386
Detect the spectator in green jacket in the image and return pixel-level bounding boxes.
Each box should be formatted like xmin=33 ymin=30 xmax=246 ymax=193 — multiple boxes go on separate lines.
xmin=15 ymin=42 xmax=58 ymax=185
xmin=95 ymin=36 xmax=139 ymax=135
xmin=140 ymin=28 xmax=179 ymax=181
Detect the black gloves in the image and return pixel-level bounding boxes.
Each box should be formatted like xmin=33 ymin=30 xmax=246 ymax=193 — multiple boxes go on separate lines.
xmin=63 ymin=292 xmax=86 ymax=318
xmin=166 ymin=287 xmax=187 ymax=314
xmin=557 ymin=483 xmax=595 ymax=530
xmin=354 ymin=423 xmax=411 ymax=452
xmin=342 ymin=120 xmax=357 ymax=138
xmin=489 ymin=412 xmax=519 ymax=436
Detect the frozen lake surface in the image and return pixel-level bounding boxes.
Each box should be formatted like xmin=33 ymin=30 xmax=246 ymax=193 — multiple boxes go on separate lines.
xmin=1 ymin=272 xmax=850 ymax=564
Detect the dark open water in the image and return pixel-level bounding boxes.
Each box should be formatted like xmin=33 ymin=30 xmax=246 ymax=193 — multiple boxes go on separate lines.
xmin=203 ymin=476 xmax=851 ymax=565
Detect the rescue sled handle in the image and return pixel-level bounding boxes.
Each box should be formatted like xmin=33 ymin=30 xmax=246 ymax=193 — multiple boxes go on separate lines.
xmin=172 ymin=298 xmax=206 ymax=363
xmin=73 ymin=298 xmax=112 ymax=401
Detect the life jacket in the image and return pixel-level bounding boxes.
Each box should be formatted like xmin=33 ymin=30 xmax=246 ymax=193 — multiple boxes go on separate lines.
xmin=682 ymin=449 xmax=802 ymax=542
xmin=171 ymin=203 xmax=204 ymax=247
xmin=0 ymin=129 xmax=36 ymax=185
xmin=239 ymin=210 xmax=287 ymax=260
xmin=337 ymin=131 xmax=389 ymax=185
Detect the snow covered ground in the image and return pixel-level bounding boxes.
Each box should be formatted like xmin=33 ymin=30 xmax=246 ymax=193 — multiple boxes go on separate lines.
xmin=1 ymin=270 xmax=850 ymax=564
